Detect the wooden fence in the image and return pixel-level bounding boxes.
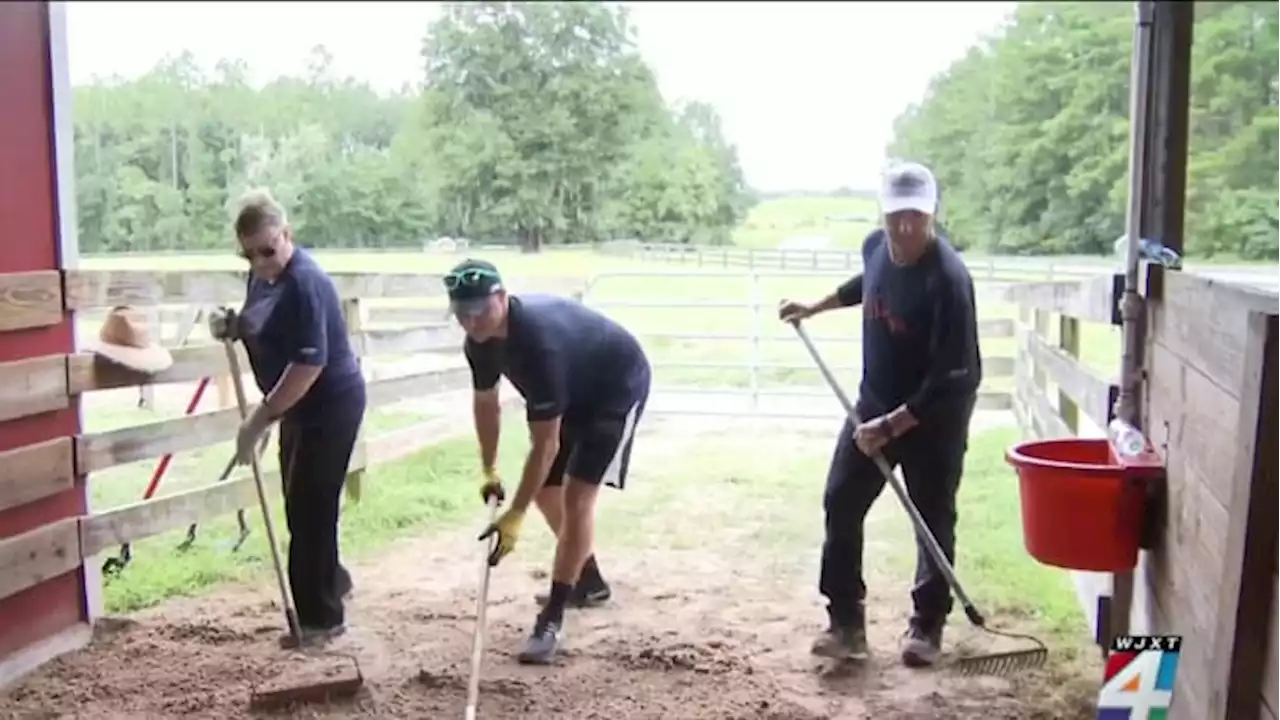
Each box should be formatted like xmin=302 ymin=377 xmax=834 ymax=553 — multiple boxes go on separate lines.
xmin=1005 ymin=265 xmax=1278 ymax=720
xmin=597 ymin=241 xmax=1280 ymax=295
xmin=0 ymin=268 xmax=582 ymax=616
xmin=608 ymin=240 xmax=1115 ymax=283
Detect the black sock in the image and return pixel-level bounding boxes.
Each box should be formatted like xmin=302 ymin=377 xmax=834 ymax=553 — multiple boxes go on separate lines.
xmin=544 ymin=581 xmax=573 ymax=623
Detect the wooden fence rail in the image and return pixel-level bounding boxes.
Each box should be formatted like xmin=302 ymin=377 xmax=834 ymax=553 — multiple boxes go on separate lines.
xmin=0 ymin=268 xmax=576 ymax=610
xmin=1005 ymin=273 xmax=1120 ymax=443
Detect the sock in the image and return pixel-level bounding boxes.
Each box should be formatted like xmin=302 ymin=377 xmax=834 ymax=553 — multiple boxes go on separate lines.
xmin=544 ymin=581 xmax=573 ymax=624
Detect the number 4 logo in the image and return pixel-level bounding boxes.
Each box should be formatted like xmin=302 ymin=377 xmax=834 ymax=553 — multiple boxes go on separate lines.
xmin=1098 ymin=651 xmax=1178 ymax=719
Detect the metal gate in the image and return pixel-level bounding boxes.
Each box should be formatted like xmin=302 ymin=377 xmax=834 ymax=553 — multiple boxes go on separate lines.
xmin=579 ymin=269 xmax=860 ymax=420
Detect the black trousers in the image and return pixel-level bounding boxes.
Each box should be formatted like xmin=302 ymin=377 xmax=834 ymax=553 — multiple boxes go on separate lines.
xmin=278 ymin=391 xmax=365 ymax=629
xmin=819 ymin=397 xmax=976 ymax=631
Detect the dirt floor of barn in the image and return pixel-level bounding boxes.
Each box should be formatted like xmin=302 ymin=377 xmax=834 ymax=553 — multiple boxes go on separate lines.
xmin=0 ymin=416 xmax=1102 ymax=719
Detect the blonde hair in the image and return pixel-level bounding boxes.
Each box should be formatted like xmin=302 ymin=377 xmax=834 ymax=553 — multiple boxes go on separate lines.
xmin=233 ymin=188 xmax=288 ymax=238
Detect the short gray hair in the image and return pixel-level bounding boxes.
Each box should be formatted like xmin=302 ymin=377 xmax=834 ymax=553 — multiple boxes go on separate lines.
xmin=233 ymin=188 xmax=288 ymax=238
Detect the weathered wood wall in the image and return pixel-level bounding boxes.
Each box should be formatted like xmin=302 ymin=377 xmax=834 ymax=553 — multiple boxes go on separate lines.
xmin=1141 ymin=267 xmax=1280 ymax=717
xmin=1140 ymin=269 xmax=1277 ymax=720
xmin=1009 ymin=266 xmax=1278 ymax=720
xmin=0 ymin=0 xmax=92 ymax=688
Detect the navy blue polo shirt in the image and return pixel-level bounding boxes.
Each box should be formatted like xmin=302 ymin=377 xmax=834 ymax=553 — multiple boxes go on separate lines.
xmin=464 ymin=294 xmax=650 ymax=424
xmin=843 ymin=229 xmax=982 ymax=420
xmin=239 ymin=249 xmax=364 ymax=420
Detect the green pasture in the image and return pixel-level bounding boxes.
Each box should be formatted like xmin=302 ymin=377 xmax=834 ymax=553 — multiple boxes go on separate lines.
xmin=731 ymin=195 xmax=880 ymax=249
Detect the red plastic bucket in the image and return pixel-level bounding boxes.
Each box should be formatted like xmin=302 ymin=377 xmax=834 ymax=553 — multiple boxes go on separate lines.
xmin=1005 ymin=438 xmax=1144 ymax=572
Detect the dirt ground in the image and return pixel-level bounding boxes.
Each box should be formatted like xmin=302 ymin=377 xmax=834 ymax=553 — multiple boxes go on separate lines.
xmin=0 ymin=415 xmax=1096 ymax=720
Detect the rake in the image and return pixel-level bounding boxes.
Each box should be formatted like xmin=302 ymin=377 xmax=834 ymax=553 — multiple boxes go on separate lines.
xmin=790 ymin=320 xmax=1047 ymax=677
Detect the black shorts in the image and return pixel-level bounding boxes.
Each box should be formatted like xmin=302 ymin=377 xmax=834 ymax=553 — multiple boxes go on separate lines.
xmin=544 ymin=391 xmax=648 ymax=491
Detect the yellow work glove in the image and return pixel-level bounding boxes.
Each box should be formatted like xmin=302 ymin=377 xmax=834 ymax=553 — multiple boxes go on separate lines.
xmin=479 ymin=467 xmax=505 ymax=505
xmin=477 ymin=508 xmax=525 ymax=567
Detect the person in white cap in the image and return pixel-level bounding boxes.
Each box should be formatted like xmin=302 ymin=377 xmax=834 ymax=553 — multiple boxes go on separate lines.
xmin=776 ymin=161 xmax=981 ymax=668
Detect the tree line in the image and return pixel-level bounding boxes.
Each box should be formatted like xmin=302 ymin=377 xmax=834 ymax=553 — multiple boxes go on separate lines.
xmin=72 ymin=2 xmax=754 ymax=254
xmin=890 ymin=1 xmax=1278 ymax=259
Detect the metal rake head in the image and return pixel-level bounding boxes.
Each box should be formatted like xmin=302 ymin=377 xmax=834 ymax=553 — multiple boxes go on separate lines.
xmin=951 ymin=646 xmax=1049 ymax=677
xmin=248 ymin=650 xmax=364 ymax=711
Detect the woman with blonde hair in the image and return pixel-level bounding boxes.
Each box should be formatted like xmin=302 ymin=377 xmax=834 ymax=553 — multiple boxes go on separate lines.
xmin=222 ymin=189 xmax=366 ymax=648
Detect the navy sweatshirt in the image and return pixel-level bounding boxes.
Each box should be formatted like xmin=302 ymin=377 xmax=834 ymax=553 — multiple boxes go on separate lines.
xmin=835 ymin=229 xmax=982 ymax=421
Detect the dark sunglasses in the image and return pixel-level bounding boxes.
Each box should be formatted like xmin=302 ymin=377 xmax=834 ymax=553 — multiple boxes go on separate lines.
xmin=238 ymin=246 xmax=277 ymax=260
xmin=444 ymin=268 xmax=500 ymax=290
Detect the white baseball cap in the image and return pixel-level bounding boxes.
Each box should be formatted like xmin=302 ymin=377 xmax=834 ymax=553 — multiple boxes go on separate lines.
xmin=878 ymin=162 xmax=939 ymax=216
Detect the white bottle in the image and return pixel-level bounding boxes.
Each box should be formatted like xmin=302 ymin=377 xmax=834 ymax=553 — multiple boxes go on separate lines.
xmin=1108 ymin=418 xmax=1145 ymax=459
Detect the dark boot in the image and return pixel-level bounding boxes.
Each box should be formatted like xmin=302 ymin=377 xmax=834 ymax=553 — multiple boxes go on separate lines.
xmin=811 ymin=606 xmax=868 ymax=660
xmin=900 ymin=618 xmax=944 ymax=667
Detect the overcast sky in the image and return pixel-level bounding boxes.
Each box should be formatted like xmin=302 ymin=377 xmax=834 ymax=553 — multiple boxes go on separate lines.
xmin=63 ymin=1 xmax=1015 ymax=192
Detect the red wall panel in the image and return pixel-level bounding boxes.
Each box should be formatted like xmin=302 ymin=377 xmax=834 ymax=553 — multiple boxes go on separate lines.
xmin=0 ymin=1 xmax=88 ymax=660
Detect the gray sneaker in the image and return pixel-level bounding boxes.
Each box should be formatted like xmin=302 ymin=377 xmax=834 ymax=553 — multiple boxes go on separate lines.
xmin=810 ymin=624 xmax=868 ymax=660
xmin=900 ymin=623 xmax=943 ymax=667
xmin=517 ymin=617 xmax=562 ymax=665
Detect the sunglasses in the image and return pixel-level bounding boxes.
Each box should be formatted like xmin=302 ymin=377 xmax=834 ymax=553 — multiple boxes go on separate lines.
xmin=238 ymin=230 xmax=284 ymax=261
xmin=444 ymin=267 xmax=500 ymax=290
xmin=238 ymin=246 xmax=277 ymax=260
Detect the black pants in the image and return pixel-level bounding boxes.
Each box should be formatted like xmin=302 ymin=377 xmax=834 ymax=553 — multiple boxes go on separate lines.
xmin=278 ymin=391 xmax=365 ymax=629
xmin=819 ymin=397 xmax=975 ymax=631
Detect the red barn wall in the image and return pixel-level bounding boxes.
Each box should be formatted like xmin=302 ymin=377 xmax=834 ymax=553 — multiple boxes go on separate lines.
xmin=0 ymin=0 xmax=90 ymax=680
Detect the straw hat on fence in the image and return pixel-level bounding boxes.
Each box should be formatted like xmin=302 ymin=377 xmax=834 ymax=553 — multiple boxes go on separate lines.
xmin=86 ymin=306 xmax=174 ymax=374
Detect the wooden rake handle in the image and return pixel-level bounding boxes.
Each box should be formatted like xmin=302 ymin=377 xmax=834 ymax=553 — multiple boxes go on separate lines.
xmin=465 ymin=497 xmax=500 ymax=720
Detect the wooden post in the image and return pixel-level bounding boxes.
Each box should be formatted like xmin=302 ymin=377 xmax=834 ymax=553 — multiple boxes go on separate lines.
xmin=216 ymin=373 xmax=235 ymax=414
xmin=341 ymin=298 xmax=365 ymax=503
xmin=1032 ymin=309 xmax=1049 ymax=395
xmin=137 ymin=305 xmax=161 ymax=410
xmin=1058 ymin=316 xmax=1080 ymax=433
xmin=1111 ymin=0 xmax=1194 ymax=651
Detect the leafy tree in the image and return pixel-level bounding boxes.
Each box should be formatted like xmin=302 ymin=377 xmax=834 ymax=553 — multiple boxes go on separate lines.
xmin=69 ymin=2 xmax=752 ymax=254
xmin=889 ymin=1 xmax=1278 ymax=259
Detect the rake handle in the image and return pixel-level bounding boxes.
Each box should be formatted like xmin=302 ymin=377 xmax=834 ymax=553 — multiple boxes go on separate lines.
xmin=789 ymin=320 xmax=985 ymax=628
xmin=223 ymin=340 xmax=303 ymax=642
xmin=465 ymin=497 xmax=500 ymax=719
